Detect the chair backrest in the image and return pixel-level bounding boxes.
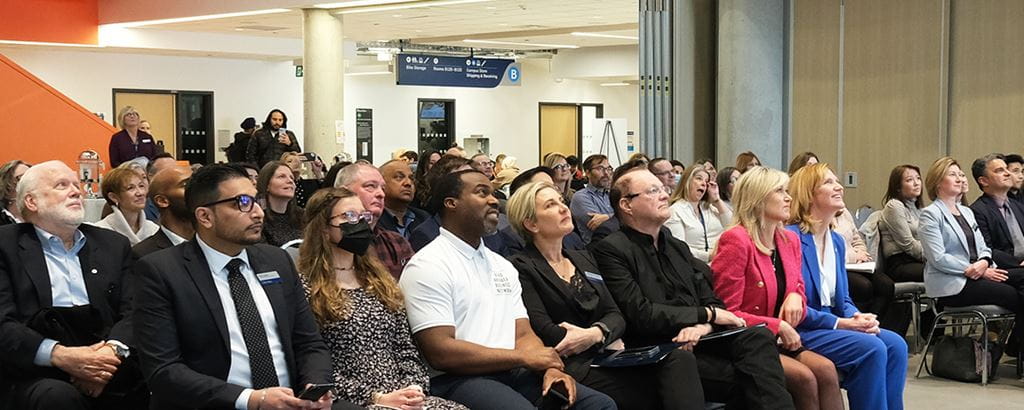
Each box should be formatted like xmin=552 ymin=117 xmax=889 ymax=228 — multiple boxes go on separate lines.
xmin=860 ymin=210 xmax=882 ymax=262
xmin=281 ymin=239 xmax=302 ymax=268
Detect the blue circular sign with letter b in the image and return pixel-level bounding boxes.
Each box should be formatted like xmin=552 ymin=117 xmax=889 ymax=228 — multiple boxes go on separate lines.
xmin=508 ymin=66 xmax=520 ymax=83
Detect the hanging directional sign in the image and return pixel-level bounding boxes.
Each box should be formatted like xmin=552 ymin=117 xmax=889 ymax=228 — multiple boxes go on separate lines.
xmin=396 ymin=53 xmax=522 ymax=88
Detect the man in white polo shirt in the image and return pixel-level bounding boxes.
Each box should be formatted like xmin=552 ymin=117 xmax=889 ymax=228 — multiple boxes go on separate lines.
xmin=400 ymin=170 xmax=616 ymax=410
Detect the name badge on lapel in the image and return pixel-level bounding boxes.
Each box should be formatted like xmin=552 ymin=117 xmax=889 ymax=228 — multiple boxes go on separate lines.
xmin=583 ymin=271 xmax=603 ymax=283
xmin=141 ymin=139 xmax=153 ymax=144
xmin=257 ymin=271 xmax=282 ymax=285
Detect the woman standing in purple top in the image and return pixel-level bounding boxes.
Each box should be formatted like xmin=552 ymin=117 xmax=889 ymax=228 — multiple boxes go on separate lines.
xmin=109 ymin=106 xmax=160 ymax=167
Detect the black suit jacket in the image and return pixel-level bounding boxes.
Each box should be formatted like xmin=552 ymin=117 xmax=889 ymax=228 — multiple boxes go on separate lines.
xmin=133 ymin=240 xmax=332 ymax=410
xmin=509 ymin=246 xmax=625 ymax=380
xmin=592 ymin=226 xmax=723 ymax=347
xmin=970 ymin=194 xmax=1024 ymax=267
xmin=376 ymin=206 xmax=431 ymax=239
xmin=131 ymin=228 xmax=174 ymax=261
xmin=0 ymin=223 xmax=134 ymax=379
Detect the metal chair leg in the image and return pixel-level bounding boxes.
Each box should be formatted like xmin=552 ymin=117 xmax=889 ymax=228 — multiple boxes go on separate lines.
xmin=917 ymin=312 xmax=946 ymax=378
xmin=979 ymin=312 xmax=989 ymax=386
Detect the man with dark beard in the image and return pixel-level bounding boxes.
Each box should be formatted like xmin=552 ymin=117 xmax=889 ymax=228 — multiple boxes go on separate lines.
xmin=133 ymin=164 xmax=354 ymax=410
xmin=399 ymin=170 xmax=614 ymax=410
xmin=132 ymin=166 xmax=194 ymax=259
xmin=246 ymin=109 xmax=301 ymax=168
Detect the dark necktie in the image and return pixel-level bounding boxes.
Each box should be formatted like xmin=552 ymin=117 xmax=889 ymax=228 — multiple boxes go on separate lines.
xmin=226 ymin=258 xmax=279 ymax=389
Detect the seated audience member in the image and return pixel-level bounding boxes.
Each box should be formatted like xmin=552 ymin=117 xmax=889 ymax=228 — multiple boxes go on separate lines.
xmin=470 ymin=153 xmax=504 ymax=200
xmin=786 ymin=163 xmax=907 ymax=410
xmin=544 ymin=153 xmax=576 ymax=206
xmin=236 ymin=162 xmax=260 ymax=185
xmin=970 ymin=154 xmax=1024 ymax=268
xmin=412 ymin=150 xmax=442 ymax=206
xmin=0 ymin=161 xmax=145 ymax=409
xmin=416 ymin=155 xmax=472 ymax=215
xmin=132 ymin=166 xmax=194 ymax=259
xmin=298 ymin=188 xmax=467 ymax=409
xmin=568 ymin=155 xmax=587 ymax=191
xmin=648 ymin=158 xmax=676 ymax=192
xmin=787 ymin=152 xmax=819 ymax=176
xmin=0 ymin=160 xmax=30 ymax=225
xmin=670 ymin=160 xmax=686 ymax=179
xmin=322 ymin=161 xmax=351 ymax=190
xmin=378 ymin=159 xmax=431 ymax=239
xmin=570 ymin=155 xmax=620 ymax=244
xmin=627 ymin=153 xmax=650 ymax=165
xmin=400 ymin=150 xmax=418 ymax=164
xmin=246 ymin=109 xmax=301 ymax=168
xmin=711 ymin=167 xmax=842 ymax=410
xmin=1004 ymin=153 xmax=1024 ymax=203
xmin=144 ymin=152 xmax=178 ymax=222
xmin=94 ymin=167 xmax=159 ymax=245
xmin=335 ymin=161 xmax=415 ymax=280
xmin=505 ymin=167 xmax=586 ymax=254
xmin=509 ymin=181 xmax=703 ymax=410
xmin=399 ymin=170 xmax=615 ymax=410
xmin=665 ymin=166 xmax=732 ymax=262
xmin=493 ymin=155 xmax=521 ymax=193
xmin=256 ymin=161 xmax=304 ymax=246
xmin=695 ymin=158 xmax=717 ymax=180
xmin=735 ymin=151 xmax=762 ymax=173
xmin=920 ymin=157 xmax=1024 ymax=355
xmin=716 ymin=166 xmax=740 ymax=210
xmin=879 ymin=165 xmax=926 ymax=283
xmin=593 ymin=168 xmax=794 ymax=410
xmin=133 ymin=163 xmax=352 ymax=410
xmin=445 ymin=145 xmax=466 ymax=158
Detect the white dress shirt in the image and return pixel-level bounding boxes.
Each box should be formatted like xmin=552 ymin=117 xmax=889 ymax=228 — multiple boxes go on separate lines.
xmin=161 ymin=226 xmax=188 ymax=246
xmin=195 ymin=236 xmax=290 ymax=410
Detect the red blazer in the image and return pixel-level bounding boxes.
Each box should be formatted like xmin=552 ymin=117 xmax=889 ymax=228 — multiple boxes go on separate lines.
xmin=710 ymin=226 xmax=806 ymax=334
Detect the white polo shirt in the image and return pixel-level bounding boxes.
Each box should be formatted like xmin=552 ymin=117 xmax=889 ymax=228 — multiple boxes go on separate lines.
xmin=399 ymin=227 xmax=527 ymax=349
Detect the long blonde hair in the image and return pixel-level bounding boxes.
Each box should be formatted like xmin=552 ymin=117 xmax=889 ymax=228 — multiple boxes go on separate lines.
xmin=299 ymin=188 xmax=403 ymax=324
xmin=730 ymin=167 xmax=789 ymax=254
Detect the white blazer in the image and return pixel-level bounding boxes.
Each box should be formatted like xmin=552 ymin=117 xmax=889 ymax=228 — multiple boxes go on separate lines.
xmin=919 ymin=200 xmax=992 ymax=298
xmin=665 ymin=200 xmax=732 ymax=262
xmin=92 ymin=206 xmax=160 ymax=245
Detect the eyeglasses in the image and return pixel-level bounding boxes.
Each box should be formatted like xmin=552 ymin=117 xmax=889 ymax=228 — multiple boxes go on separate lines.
xmin=552 ymin=164 xmax=570 ymax=171
xmin=329 ymin=210 xmax=374 ymax=226
xmin=624 ymin=185 xmax=669 ymax=200
xmin=201 ymin=194 xmax=257 ymax=213
xmin=652 ymin=170 xmax=673 ymax=177
xmin=591 ymin=166 xmax=614 ymax=174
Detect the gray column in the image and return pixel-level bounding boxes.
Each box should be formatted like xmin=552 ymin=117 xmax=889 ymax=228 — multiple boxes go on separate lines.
xmin=671 ymin=0 xmax=716 ymax=164
xmin=717 ymin=0 xmax=785 ymax=169
xmin=302 ymin=9 xmax=344 ymax=158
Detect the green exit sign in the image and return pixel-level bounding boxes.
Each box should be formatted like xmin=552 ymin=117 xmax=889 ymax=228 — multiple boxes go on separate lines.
xmin=295 ymin=65 xmax=304 ymax=77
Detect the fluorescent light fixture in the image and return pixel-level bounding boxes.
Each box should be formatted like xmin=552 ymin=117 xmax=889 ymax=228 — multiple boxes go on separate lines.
xmin=336 ymin=0 xmax=493 ymax=14
xmin=103 ymin=8 xmax=290 ymax=28
xmin=345 ymin=71 xmax=393 ymax=76
xmin=571 ymin=32 xmax=639 ymax=40
xmin=600 ymin=82 xmax=631 ymax=87
xmin=316 ymin=0 xmax=411 ymax=8
xmin=0 ymin=39 xmax=104 ymax=48
xmin=463 ymin=39 xmax=578 ymax=49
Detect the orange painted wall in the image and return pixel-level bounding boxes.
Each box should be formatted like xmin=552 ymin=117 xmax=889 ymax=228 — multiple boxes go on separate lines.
xmin=0 ymin=0 xmax=99 ymax=45
xmin=0 ymin=52 xmax=115 ymax=168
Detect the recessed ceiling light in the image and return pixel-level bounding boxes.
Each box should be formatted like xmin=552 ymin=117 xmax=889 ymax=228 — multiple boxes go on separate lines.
xmin=316 ymin=0 xmax=409 ymax=8
xmin=600 ymin=82 xmax=631 ymax=87
xmin=102 ymin=8 xmax=291 ymax=28
xmin=463 ymin=39 xmax=578 ymax=49
xmin=570 ymin=32 xmax=639 ymax=40
xmin=485 ymin=6 xmax=497 ymax=9
xmin=392 ymin=14 xmax=402 ymax=17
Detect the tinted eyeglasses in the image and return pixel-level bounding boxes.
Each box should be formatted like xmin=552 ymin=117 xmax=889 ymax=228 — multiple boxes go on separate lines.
xmin=624 ymin=185 xmax=670 ymax=200
xmin=328 ymin=210 xmax=374 ymax=227
xmin=201 ymin=194 xmax=257 ymax=213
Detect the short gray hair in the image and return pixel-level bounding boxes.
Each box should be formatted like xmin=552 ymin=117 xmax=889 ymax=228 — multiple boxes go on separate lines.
xmin=333 ymin=160 xmax=374 ymax=188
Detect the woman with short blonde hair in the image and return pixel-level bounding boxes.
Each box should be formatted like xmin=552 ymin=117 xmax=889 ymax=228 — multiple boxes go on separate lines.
xmin=784 ymin=163 xmax=907 ymax=410
xmin=109 ymin=105 xmax=160 ymax=167
xmin=711 ymin=167 xmax=842 ymax=410
xmin=299 ymin=188 xmax=465 ymax=410
xmin=93 ymin=167 xmax=159 ymax=244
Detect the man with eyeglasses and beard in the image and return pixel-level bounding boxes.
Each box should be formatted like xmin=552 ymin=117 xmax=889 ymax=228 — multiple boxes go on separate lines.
xmin=0 ymin=161 xmax=147 ymax=409
xmin=133 ymin=164 xmax=359 ymax=410
xmin=570 ymin=155 xmax=620 ymax=244
xmin=132 ymin=166 xmax=194 ymax=259
xmin=399 ymin=170 xmax=615 ymax=410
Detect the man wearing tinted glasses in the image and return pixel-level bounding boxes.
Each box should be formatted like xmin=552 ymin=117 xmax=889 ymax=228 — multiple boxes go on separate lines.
xmin=134 ymin=164 xmax=359 ymax=410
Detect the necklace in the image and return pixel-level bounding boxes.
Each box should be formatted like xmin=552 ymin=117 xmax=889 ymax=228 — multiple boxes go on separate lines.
xmin=333 ymin=266 xmax=355 ymax=271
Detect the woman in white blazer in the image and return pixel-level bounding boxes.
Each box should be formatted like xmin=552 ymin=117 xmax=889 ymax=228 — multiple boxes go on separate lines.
xmin=93 ymin=167 xmax=159 ymax=245
xmin=665 ymin=165 xmax=733 ymax=262
xmin=919 ymin=157 xmax=1024 ymax=339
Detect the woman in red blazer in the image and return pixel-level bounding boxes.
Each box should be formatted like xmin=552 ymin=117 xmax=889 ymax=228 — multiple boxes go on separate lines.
xmin=710 ymin=167 xmax=843 ymax=410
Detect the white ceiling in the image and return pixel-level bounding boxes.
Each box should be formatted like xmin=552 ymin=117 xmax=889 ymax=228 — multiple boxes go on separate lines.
xmin=135 ymin=0 xmax=639 ymax=49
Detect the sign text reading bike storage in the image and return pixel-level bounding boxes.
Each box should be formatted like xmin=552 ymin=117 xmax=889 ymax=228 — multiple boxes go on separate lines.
xmin=396 ymin=54 xmax=521 ymax=88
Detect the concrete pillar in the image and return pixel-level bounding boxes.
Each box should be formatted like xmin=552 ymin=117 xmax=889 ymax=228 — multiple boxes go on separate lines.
xmin=302 ymin=9 xmax=344 ymax=158
xmin=671 ymin=0 xmax=716 ymax=164
xmin=716 ymin=0 xmax=785 ymax=169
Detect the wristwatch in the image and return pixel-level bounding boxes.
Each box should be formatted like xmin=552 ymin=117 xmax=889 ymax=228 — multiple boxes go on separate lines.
xmin=106 ymin=340 xmax=130 ymax=359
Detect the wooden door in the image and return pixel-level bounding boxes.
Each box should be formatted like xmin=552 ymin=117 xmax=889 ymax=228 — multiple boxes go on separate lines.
xmin=113 ymin=92 xmax=177 ymax=157
xmin=539 ymin=104 xmax=578 ymax=164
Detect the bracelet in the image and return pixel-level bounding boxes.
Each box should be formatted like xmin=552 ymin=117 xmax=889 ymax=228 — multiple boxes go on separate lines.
xmin=256 ymin=390 xmax=267 ymax=410
xmin=706 ymin=305 xmax=718 ymax=324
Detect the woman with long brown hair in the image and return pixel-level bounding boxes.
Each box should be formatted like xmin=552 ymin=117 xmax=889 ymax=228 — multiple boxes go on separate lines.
xmin=299 ymin=188 xmax=466 ymax=410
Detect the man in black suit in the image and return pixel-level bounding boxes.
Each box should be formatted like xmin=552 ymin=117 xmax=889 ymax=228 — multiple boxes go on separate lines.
xmin=132 ymin=166 xmax=194 ymax=259
xmin=0 ymin=161 xmax=143 ymax=409
xmin=133 ymin=164 xmax=357 ymax=410
xmin=970 ymin=153 xmax=1024 ymax=268
xmin=592 ymin=168 xmax=793 ymax=410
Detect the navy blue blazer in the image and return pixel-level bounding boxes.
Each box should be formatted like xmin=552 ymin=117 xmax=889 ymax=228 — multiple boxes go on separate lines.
xmin=786 ymin=225 xmax=859 ymax=331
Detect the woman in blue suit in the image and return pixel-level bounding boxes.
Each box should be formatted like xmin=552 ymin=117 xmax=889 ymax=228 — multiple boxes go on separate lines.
xmin=786 ymin=163 xmax=907 ymax=410
xmin=918 ymin=157 xmax=1024 ymax=348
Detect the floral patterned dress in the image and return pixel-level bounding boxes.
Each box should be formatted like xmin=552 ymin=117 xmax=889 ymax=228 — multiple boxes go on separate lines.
xmin=316 ymin=287 xmax=467 ymax=409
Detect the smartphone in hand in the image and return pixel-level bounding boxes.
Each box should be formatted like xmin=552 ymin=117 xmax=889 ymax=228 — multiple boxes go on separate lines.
xmin=297 ymin=383 xmax=334 ymax=401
